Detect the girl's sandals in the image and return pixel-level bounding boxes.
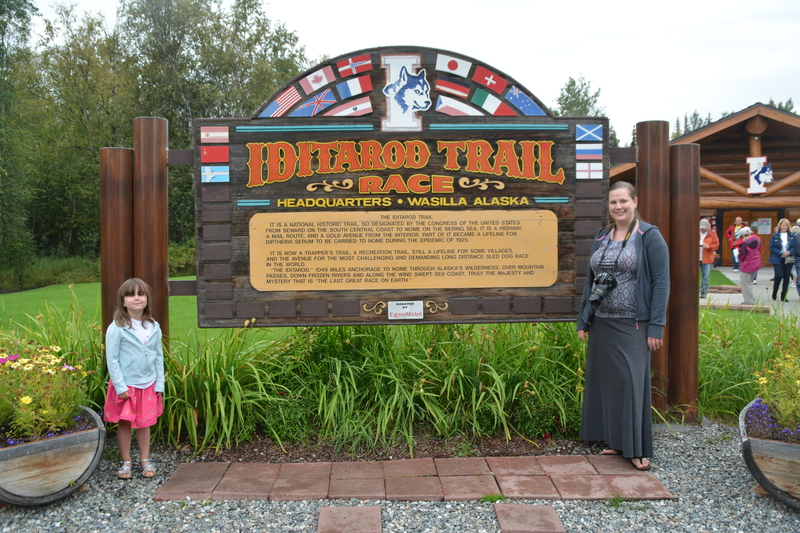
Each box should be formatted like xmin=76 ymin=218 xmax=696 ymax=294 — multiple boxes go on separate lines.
xmin=140 ymin=458 xmax=157 ymax=478
xmin=117 ymin=460 xmax=132 ymax=479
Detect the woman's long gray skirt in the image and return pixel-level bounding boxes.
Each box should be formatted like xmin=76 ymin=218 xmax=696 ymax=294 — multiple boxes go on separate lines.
xmin=580 ymin=317 xmax=653 ymax=459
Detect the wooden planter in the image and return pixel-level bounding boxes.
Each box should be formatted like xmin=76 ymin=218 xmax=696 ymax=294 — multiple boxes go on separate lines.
xmin=0 ymin=406 xmax=106 ymax=506
xmin=739 ymin=399 xmax=800 ymax=510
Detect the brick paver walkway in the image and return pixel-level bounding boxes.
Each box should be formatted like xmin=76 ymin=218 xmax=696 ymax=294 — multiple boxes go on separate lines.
xmin=154 ymin=455 xmax=673 ymax=532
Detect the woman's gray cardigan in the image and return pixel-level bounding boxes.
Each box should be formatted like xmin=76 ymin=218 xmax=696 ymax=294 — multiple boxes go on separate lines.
xmin=576 ymin=220 xmax=670 ymax=339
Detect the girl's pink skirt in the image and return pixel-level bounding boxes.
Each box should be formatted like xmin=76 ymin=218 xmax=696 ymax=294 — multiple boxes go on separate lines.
xmin=104 ymin=381 xmax=163 ymax=429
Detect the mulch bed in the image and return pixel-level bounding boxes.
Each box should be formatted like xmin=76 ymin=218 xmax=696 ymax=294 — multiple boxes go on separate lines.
xmin=188 ymin=432 xmax=604 ymax=464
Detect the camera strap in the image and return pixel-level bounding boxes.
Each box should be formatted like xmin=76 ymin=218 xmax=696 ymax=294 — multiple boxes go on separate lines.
xmin=597 ymin=219 xmax=636 ymax=274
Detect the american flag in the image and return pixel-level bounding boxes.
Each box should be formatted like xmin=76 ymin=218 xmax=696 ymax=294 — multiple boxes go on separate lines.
xmin=260 ymin=86 xmax=301 ymax=118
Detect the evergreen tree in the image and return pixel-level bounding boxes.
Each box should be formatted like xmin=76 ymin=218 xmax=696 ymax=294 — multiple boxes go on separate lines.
xmin=672 ymin=110 xmax=714 ymax=138
xmin=553 ymin=75 xmax=619 ymax=147
xmin=552 ymin=75 xmax=604 ymax=117
xmin=769 ymin=97 xmax=795 ymax=113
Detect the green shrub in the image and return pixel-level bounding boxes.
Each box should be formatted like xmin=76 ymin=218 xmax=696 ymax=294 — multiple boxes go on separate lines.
xmin=169 ymin=239 xmax=196 ymax=277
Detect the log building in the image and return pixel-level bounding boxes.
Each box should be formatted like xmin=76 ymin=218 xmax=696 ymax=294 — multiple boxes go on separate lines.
xmin=611 ymin=103 xmax=800 ymax=266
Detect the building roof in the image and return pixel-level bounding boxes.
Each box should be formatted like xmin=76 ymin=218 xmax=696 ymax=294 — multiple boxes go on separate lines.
xmin=671 ymin=103 xmax=800 ymax=145
xmin=611 ymin=103 xmax=800 ymax=183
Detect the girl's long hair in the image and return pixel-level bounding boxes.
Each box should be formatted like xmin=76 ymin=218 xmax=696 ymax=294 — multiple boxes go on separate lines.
xmin=113 ymin=278 xmax=155 ymax=327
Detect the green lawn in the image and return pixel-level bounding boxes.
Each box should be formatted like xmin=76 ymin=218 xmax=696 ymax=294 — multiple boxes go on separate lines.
xmin=0 ymin=279 xmax=288 ymax=343
xmin=709 ymin=269 xmax=737 ymax=286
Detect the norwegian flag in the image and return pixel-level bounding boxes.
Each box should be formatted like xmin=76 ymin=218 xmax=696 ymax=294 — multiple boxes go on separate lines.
xmin=336 ymin=54 xmax=372 ymax=77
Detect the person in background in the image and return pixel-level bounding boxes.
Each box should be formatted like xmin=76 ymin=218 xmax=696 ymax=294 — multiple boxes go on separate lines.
xmin=768 ymin=218 xmax=797 ymax=302
xmin=737 ymin=227 xmax=762 ymax=305
xmin=577 ymin=181 xmax=670 ymax=472
xmin=699 ymin=219 xmax=718 ymax=298
xmin=726 ymin=217 xmax=748 ymax=272
xmin=792 ymin=226 xmax=800 ymax=292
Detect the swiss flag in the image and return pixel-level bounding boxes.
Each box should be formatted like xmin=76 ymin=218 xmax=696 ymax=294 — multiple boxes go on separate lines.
xmin=472 ymin=66 xmax=508 ymax=94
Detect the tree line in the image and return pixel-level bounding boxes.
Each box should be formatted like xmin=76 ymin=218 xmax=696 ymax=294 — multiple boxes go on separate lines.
xmin=0 ymin=0 xmax=308 ymax=286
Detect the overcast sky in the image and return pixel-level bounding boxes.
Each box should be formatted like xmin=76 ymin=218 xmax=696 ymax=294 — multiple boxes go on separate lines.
xmin=35 ymin=0 xmax=800 ymax=145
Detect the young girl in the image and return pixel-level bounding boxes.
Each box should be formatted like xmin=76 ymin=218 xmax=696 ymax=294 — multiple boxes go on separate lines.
xmin=104 ymin=278 xmax=164 ymax=479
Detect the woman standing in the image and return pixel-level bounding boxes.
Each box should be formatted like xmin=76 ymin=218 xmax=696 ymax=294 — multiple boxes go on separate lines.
xmin=768 ymin=218 xmax=797 ymax=302
xmin=737 ymin=227 xmax=762 ymax=305
xmin=577 ymin=181 xmax=670 ymax=471
xmin=699 ymin=219 xmax=719 ymax=298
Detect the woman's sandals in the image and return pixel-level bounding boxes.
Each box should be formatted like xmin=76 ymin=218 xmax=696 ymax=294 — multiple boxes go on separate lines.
xmin=629 ymin=457 xmax=651 ymax=471
xmin=117 ymin=460 xmax=132 ymax=479
xmin=601 ymin=449 xmax=652 ymax=470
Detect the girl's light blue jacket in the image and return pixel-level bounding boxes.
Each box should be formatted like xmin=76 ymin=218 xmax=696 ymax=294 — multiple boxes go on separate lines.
xmin=105 ymin=320 xmax=164 ymax=395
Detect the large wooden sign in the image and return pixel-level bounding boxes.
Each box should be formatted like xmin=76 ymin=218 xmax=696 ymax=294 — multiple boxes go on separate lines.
xmin=194 ymin=46 xmax=608 ymax=327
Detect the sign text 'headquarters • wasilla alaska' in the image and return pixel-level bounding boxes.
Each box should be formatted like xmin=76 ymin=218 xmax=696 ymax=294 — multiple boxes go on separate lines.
xmin=194 ymin=46 xmax=608 ymax=327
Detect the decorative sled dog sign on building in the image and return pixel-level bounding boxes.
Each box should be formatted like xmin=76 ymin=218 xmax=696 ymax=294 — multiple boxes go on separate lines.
xmin=746 ymin=156 xmax=773 ymax=195
xmin=193 ymin=46 xmax=608 ymax=327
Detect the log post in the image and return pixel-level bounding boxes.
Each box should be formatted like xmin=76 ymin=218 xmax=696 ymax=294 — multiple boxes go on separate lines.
xmin=133 ymin=117 xmax=170 ymax=338
xmin=668 ymin=143 xmax=700 ymax=422
xmin=100 ymin=148 xmax=134 ymax=332
xmin=635 ymin=121 xmax=671 ymax=412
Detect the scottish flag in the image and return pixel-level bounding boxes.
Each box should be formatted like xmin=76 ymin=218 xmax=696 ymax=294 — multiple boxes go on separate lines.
xmin=576 ymin=125 xmax=603 ymax=142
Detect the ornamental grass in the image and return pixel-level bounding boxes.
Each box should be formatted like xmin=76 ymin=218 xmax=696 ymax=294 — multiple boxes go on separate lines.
xmin=2 ymin=287 xmax=798 ymax=453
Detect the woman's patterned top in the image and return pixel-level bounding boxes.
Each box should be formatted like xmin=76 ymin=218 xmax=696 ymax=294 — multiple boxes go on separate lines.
xmin=590 ymin=234 xmax=638 ymax=319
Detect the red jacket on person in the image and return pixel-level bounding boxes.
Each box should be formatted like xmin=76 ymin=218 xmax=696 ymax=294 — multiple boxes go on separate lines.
xmin=726 ymin=223 xmax=748 ymax=249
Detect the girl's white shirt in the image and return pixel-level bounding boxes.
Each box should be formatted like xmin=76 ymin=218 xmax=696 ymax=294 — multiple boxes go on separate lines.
xmin=127 ymin=318 xmax=155 ymax=390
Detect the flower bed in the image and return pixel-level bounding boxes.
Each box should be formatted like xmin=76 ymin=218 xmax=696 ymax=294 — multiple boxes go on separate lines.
xmin=0 ymin=340 xmax=91 ymax=445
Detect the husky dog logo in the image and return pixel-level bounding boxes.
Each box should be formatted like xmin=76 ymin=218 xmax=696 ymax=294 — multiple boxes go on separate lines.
xmin=747 ymin=156 xmax=773 ymax=194
xmin=381 ymin=55 xmax=430 ymax=131
xmin=384 ymin=67 xmax=431 ymax=114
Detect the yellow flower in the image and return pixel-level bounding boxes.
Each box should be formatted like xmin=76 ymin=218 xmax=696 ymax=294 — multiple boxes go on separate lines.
xmin=20 ymin=396 xmax=32 ymax=404
xmin=50 ymin=345 xmax=61 ymax=353
xmin=758 ymin=377 xmax=768 ymax=385
xmin=41 ymin=410 xmax=48 ymax=415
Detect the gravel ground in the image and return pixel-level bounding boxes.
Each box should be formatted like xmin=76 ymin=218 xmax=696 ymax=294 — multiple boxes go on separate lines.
xmin=1 ymin=423 xmax=799 ymax=532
